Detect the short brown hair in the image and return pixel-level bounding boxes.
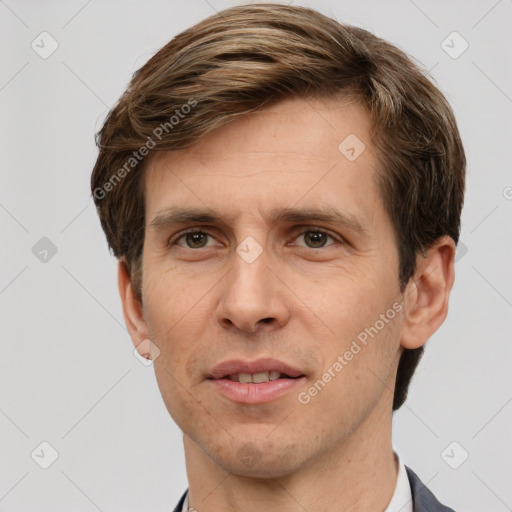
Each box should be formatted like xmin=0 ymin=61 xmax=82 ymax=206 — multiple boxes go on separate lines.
xmin=91 ymin=3 xmax=465 ymax=410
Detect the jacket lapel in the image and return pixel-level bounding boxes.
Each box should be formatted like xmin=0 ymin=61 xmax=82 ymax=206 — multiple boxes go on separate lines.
xmin=171 ymin=490 xmax=187 ymax=512
xmin=405 ymin=466 xmax=456 ymax=511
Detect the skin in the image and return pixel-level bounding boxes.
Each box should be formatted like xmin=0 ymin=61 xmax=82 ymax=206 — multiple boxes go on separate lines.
xmin=119 ymin=96 xmax=455 ymax=512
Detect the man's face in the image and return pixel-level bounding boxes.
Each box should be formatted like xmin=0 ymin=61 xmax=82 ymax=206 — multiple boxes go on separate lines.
xmin=141 ymin=96 xmax=405 ymax=477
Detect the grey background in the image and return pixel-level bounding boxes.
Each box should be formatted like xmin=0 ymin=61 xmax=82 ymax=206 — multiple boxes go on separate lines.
xmin=1 ymin=0 xmax=511 ymax=510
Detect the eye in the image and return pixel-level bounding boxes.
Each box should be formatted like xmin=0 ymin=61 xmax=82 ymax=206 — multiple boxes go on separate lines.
xmin=292 ymin=229 xmax=340 ymax=249
xmin=170 ymin=229 xmax=217 ymax=249
xmin=169 ymin=228 xmax=341 ymax=250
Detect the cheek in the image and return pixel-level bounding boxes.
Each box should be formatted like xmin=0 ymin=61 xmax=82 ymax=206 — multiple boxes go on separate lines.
xmin=144 ymin=278 xmax=212 ymax=432
xmin=309 ymin=271 xmax=399 ymax=343
xmin=152 ymin=359 xmax=220 ymax=442
xmin=141 ymin=270 xmax=205 ymax=375
xmin=303 ymin=272 xmax=403 ymax=407
xmin=302 ymin=318 xmax=402 ymax=437
xmin=143 ymin=261 xmax=209 ymax=333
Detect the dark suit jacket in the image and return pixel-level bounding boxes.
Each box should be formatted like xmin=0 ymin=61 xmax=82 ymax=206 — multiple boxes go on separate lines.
xmin=172 ymin=465 xmax=456 ymax=511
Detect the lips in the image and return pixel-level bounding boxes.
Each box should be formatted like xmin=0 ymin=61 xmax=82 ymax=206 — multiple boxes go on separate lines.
xmin=207 ymin=358 xmax=304 ymax=380
xmin=206 ymin=358 xmax=306 ymax=404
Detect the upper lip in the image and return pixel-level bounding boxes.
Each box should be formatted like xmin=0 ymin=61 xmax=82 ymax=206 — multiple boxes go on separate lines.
xmin=208 ymin=358 xmax=304 ymax=379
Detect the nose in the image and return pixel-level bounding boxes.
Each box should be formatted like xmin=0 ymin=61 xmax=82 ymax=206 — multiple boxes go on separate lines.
xmin=216 ymin=250 xmax=290 ymax=334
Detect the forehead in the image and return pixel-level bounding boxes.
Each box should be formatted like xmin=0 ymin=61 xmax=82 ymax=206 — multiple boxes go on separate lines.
xmin=144 ymin=96 xmax=383 ymax=225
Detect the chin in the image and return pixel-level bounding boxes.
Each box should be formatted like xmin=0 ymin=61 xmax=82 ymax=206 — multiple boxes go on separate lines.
xmin=210 ymin=436 xmax=306 ymax=479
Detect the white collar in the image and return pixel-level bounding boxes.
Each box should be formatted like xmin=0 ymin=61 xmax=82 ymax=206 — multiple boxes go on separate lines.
xmin=182 ymin=452 xmax=412 ymax=512
xmin=384 ymin=452 xmax=413 ymax=512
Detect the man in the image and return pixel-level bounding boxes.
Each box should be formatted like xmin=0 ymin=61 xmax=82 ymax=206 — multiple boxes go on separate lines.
xmin=91 ymin=3 xmax=465 ymax=511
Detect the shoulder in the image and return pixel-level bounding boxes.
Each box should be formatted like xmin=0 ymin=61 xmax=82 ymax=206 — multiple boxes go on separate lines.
xmin=405 ymin=466 xmax=457 ymax=512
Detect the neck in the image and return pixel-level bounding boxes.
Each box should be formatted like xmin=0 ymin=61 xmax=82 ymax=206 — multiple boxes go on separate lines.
xmin=183 ymin=397 xmax=398 ymax=512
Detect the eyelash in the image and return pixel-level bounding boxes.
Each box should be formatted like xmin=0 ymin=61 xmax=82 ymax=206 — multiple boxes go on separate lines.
xmin=169 ymin=227 xmax=342 ymax=250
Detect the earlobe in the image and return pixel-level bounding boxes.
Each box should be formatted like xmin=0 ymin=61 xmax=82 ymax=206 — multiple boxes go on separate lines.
xmin=117 ymin=260 xmax=150 ymax=349
xmin=400 ymin=236 xmax=456 ymax=350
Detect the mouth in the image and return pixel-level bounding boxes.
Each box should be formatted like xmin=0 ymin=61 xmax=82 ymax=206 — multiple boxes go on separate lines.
xmin=207 ymin=358 xmax=306 ymax=404
xmin=223 ymin=371 xmax=303 ymax=383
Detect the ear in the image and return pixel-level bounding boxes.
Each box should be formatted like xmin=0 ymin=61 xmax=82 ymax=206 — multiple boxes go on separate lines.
xmin=118 ymin=260 xmax=149 ymax=349
xmin=400 ymin=236 xmax=456 ymax=350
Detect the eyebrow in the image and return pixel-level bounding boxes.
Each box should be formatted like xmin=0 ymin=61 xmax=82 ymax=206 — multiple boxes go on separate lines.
xmin=148 ymin=205 xmax=370 ymax=237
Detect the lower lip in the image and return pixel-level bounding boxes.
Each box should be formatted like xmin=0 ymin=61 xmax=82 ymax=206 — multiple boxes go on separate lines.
xmin=208 ymin=377 xmax=306 ymax=404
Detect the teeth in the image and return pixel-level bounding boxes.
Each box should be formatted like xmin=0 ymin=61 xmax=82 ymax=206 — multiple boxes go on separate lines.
xmin=238 ymin=373 xmax=253 ymax=383
xmin=252 ymin=371 xmax=269 ymax=383
xmin=230 ymin=370 xmax=283 ymax=383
